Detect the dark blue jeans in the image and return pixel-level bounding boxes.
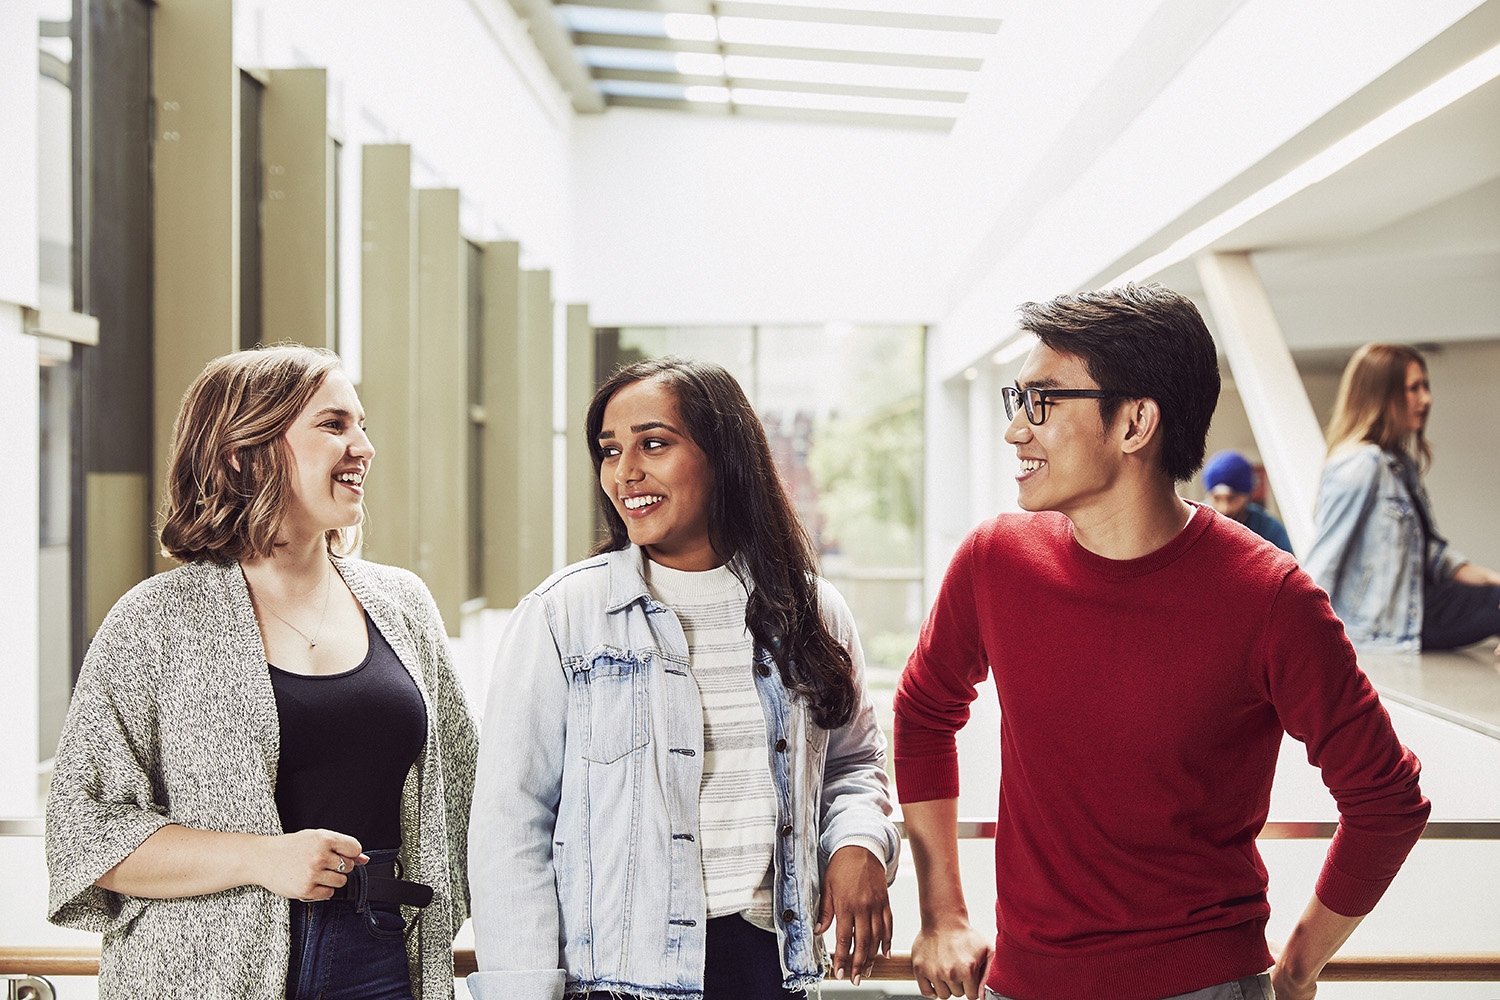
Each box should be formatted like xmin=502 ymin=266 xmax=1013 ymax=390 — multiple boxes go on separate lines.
xmin=286 ymin=849 xmax=414 ymax=1000
xmin=585 ymin=915 xmax=797 ymax=1000
xmin=1423 ymin=577 xmax=1500 ymax=650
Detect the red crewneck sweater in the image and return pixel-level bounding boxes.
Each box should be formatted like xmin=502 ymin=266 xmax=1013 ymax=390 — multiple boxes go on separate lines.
xmin=894 ymin=504 xmax=1429 ymax=1000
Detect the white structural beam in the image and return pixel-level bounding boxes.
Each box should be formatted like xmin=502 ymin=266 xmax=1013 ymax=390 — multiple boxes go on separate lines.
xmin=1195 ymin=251 xmax=1325 ymax=555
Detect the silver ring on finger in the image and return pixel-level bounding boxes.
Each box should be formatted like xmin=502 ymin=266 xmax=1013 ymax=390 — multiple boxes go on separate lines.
xmin=335 ymin=857 xmax=347 ymax=873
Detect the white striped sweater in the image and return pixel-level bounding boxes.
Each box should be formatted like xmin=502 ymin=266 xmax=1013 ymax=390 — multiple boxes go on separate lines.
xmin=646 ymin=559 xmax=778 ymax=927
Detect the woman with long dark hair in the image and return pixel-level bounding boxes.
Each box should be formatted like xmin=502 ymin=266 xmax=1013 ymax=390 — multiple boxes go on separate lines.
xmin=467 ymin=356 xmax=899 ymax=1000
xmin=46 ymin=345 xmax=478 ymax=1000
xmin=1305 ymin=343 xmax=1500 ymax=654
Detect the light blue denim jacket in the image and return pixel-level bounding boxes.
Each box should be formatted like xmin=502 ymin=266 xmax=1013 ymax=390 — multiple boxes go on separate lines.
xmin=1304 ymin=443 xmax=1466 ymax=652
xmin=466 ymin=546 xmax=899 ymax=1000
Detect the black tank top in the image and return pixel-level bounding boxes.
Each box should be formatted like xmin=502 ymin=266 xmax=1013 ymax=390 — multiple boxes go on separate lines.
xmin=269 ymin=611 xmax=427 ymax=849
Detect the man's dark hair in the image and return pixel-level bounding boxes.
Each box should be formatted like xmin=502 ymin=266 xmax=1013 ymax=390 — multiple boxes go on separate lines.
xmin=1017 ymin=283 xmax=1220 ymax=483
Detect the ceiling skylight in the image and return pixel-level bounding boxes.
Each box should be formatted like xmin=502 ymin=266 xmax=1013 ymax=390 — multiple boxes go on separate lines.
xmin=545 ymin=0 xmax=1001 ymax=130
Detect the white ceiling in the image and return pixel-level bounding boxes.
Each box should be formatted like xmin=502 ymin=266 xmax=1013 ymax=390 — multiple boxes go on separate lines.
xmin=531 ymin=0 xmax=1500 ymax=357
xmin=1150 ymin=70 xmax=1500 ymax=352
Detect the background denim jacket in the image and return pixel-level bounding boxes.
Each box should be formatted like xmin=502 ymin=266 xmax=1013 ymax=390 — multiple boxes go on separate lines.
xmin=467 ymin=545 xmax=900 ymax=1000
xmin=1304 ymin=442 xmax=1466 ymax=652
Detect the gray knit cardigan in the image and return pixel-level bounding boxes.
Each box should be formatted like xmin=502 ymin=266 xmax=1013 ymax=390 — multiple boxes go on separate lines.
xmin=45 ymin=557 xmax=479 ymax=999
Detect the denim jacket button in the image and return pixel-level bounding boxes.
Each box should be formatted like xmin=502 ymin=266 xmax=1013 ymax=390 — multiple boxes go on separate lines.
xmin=780 ymin=824 xmax=792 ymax=837
xmin=755 ymin=663 xmax=771 ymax=677
xmin=781 ymin=908 xmax=797 ymax=923
xmin=775 ymin=738 xmax=787 ymax=752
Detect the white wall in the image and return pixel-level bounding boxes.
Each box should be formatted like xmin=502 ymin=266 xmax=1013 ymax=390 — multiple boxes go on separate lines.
xmin=1 ymin=0 xmax=41 ymax=817
xmin=0 ymin=314 xmax=41 ymax=818
xmin=1 ymin=0 xmax=39 ymax=310
xmin=569 ymin=108 xmax=947 ymax=325
xmin=1411 ymin=341 xmax=1500 ymax=573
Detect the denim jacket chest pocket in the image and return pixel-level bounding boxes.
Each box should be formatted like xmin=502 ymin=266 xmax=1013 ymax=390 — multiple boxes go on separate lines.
xmin=1380 ymin=490 xmax=1415 ymax=525
xmin=572 ymin=645 xmax=652 ymax=764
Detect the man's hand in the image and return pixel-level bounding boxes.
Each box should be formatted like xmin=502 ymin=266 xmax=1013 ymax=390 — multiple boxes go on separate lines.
xmin=911 ymin=917 xmax=992 ymax=999
xmin=1271 ymin=896 xmax=1365 ymax=1000
xmin=1269 ymin=961 xmax=1317 ymax=1000
xmin=902 ymin=798 xmax=991 ymax=999
xmin=816 ymin=845 xmax=893 ymax=985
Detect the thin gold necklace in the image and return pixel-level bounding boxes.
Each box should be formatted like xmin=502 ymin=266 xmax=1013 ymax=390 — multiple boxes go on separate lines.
xmin=247 ymin=560 xmax=334 ymax=649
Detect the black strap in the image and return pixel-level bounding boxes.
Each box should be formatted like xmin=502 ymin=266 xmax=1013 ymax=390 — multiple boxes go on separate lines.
xmin=328 ymin=860 xmax=434 ymax=908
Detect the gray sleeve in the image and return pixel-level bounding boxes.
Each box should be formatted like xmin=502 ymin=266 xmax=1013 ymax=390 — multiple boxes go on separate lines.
xmin=816 ymin=580 xmax=901 ymax=882
xmin=409 ymin=572 xmax=481 ymax=935
xmin=45 ymin=596 xmax=173 ymax=933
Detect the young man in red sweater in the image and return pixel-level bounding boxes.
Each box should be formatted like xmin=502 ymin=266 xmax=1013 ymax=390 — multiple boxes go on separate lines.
xmin=893 ymin=284 xmax=1429 ymax=1000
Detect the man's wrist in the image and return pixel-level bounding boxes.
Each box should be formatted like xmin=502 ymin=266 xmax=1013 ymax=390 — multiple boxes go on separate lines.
xmin=1276 ymin=942 xmax=1324 ymax=988
xmin=919 ymin=908 xmax=972 ymax=931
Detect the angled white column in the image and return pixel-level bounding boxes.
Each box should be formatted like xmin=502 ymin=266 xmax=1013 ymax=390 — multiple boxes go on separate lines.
xmin=1194 ymin=251 xmax=1325 ymax=554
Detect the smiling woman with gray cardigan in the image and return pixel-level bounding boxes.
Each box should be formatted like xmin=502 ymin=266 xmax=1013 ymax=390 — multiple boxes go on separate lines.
xmin=45 ymin=346 xmax=478 ymax=1000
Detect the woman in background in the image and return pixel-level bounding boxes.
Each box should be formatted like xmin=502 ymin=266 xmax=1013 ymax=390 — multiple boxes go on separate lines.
xmin=467 ymin=356 xmax=899 ymax=1000
xmin=1305 ymin=343 xmax=1500 ymax=654
xmin=46 ymin=345 xmax=477 ymax=1000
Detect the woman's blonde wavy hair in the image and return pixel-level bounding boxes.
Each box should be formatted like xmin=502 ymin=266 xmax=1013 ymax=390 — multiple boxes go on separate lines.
xmin=1325 ymin=343 xmax=1431 ymax=470
xmin=159 ymin=344 xmax=361 ymax=563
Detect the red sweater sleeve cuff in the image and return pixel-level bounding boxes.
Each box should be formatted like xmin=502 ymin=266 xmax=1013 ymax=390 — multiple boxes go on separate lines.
xmin=894 ymin=751 xmax=960 ymax=803
xmin=1314 ymin=787 xmax=1430 ymax=917
xmin=1314 ymin=857 xmax=1398 ymax=917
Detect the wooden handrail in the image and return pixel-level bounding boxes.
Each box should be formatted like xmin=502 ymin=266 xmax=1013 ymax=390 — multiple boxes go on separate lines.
xmin=7 ymin=818 xmax=1500 ymax=839
xmin=0 ymin=947 xmax=100 ymax=976
xmin=4 ymin=946 xmax=1498 ymax=982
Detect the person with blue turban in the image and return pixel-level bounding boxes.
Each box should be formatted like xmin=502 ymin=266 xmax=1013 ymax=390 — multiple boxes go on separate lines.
xmin=1203 ymin=450 xmax=1293 ymax=553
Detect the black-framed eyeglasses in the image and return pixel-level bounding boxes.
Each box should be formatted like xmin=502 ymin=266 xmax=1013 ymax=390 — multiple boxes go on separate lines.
xmin=1002 ymin=385 xmax=1120 ymax=426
